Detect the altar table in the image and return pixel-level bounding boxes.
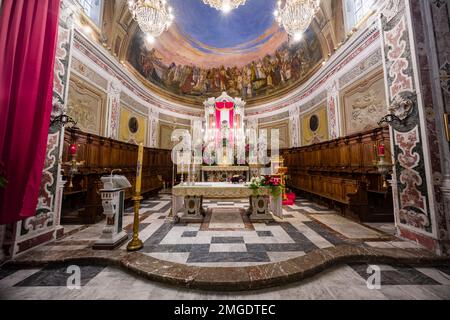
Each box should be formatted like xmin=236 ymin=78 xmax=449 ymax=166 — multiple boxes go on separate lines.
xmin=171 ymin=182 xmax=282 ymax=222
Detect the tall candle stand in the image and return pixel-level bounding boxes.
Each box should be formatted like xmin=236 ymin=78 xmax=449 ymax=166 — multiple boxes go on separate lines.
xmin=180 ymin=160 xmax=185 ymax=185
xmin=127 ymin=143 xmax=144 ymax=252
xmin=126 ymin=191 xmax=143 ymax=251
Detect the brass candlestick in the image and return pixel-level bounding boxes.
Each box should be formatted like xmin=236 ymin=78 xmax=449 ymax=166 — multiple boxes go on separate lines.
xmin=62 ymin=155 xmax=85 ymax=188
xmin=377 ymin=155 xmax=393 ymax=189
xmin=278 ymin=166 xmax=288 ymax=201
xmin=127 ymin=193 xmax=143 ymax=251
xmin=127 ymin=143 xmax=144 ymax=252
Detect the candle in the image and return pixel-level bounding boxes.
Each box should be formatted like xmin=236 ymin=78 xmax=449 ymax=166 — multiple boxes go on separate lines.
xmin=135 ymin=143 xmax=144 ymax=194
xmin=69 ymin=143 xmax=77 ymax=155
xmin=378 ymin=144 xmax=385 ymax=157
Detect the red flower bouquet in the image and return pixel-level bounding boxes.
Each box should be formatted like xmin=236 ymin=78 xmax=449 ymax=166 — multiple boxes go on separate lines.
xmin=249 ymin=175 xmax=283 ymax=198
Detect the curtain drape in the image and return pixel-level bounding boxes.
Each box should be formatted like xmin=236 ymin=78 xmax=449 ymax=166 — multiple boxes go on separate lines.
xmin=215 ymin=102 xmax=235 ymax=147
xmin=0 ymin=0 xmax=60 ymax=224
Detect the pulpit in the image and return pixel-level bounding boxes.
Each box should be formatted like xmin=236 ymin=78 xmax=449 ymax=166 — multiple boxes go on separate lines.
xmin=93 ymin=174 xmax=131 ymax=250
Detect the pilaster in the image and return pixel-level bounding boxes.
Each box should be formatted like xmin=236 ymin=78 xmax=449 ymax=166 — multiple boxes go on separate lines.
xmin=379 ymin=0 xmax=449 ymax=255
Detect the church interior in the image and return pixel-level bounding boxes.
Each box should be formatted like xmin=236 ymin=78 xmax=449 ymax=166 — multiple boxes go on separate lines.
xmin=0 ymin=0 xmax=450 ymax=301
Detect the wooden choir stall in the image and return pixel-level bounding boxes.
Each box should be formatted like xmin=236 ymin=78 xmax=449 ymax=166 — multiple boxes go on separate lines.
xmin=282 ymin=127 xmax=394 ymax=223
xmin=61 ymin=127 xmax=173 ymax=224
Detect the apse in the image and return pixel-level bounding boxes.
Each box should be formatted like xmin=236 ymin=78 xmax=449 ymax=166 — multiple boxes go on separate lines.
xmin=126 ymin=0 xmax=324 ymax=107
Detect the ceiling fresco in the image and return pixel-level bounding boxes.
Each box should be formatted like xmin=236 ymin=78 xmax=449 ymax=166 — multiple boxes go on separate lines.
xmin=126 ymin=0 xmax=324 ymax=106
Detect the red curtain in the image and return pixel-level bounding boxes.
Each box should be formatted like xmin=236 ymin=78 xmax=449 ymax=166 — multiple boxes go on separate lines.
xmin=0 ymin=0 xmax=60 ymax=224
xmin=215 ymin=102 xmax=235 ymax=147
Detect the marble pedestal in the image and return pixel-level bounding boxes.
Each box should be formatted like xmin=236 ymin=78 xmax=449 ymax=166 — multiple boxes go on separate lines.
xmin=93 ymin=230 xmax=128 ymax=250
xmin=249 ymin=195 xmax=274 ymax=221
xmin=179 ymin=196 xmax=205 ymax=223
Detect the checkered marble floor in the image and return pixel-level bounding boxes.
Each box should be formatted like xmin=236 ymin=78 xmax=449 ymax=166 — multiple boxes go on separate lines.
xmin=29 ymin=193 xmax=417 ymax=268
xmin=107 ymin=194 xmax=394 ymax=267
xmin=1 ymin=262 xmax=449 ymax=300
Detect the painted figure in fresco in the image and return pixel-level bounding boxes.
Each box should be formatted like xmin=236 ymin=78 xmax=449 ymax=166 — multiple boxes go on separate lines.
xmin=138 ymin=48 xmax=159 ymax=81
xmin=214 ymin=68 xmax=221 ymax=90
xmin=272 ymin=57 xmax=282 ymax=87
xmin=180 ymin=65 xmax=194 ymax=94
xmin=165 ymin=62 xmax=177 ymax=86
xmin=173 ymin=65 xmax=183 ymax=83
xmin=255 ymin=61 xmax=266 ymax=80
xmin=192 ymin=69 xmax=207 ymax=94
xmin=236 ymin=70 xmax=244 ymax=96
xmin=219 ymin=66 xmax=226 ymax=91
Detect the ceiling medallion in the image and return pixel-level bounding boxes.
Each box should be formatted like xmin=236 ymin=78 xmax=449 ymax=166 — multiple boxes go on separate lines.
xmin=274 ymin=0 xmax=321 ymax=42
xmin=202 ymin=0 xmax=247 ymax=13
xmin=128 ymin=0 xmax=174 ymax=43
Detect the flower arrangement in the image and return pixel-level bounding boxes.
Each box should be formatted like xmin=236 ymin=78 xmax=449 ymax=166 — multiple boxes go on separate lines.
xmin=0 ymin=161 xmax=7 ymax=189
xmin=249 ymin=175 xmax=283 ymax=198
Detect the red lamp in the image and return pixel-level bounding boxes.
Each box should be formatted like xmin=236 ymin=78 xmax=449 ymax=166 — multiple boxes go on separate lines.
xmin=378 ymin=144 xmax=385 ymax=157
xmin=69 ymin=143 xmax=77 ymax=155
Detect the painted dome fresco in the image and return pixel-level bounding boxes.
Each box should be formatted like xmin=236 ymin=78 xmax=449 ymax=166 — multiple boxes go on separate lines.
xmin=126 ymin=0 xmax=326 ymax=107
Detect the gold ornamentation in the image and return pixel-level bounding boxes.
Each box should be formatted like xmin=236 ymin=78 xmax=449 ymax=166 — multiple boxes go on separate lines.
xmin=126 ymin=194 xmax=144 ymax=251
xmin=444 ymin=113 xmax=450 ymax=142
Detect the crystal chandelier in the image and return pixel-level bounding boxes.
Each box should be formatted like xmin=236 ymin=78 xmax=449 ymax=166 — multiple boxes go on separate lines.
xmin=128 ymin=0 xmax=174 ymax=42
xmin=274 ymin=0 xmax=320 ymax=42
xmin=202 ymin=0 xmax=246 ymax=13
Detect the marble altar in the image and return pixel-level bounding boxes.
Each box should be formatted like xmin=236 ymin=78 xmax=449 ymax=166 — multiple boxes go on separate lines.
xmin=171 ymin=182 xmax=282 ymax=223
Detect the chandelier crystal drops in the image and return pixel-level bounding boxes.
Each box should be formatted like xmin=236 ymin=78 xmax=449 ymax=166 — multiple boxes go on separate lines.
xmin=128 ymin=0 xmax=174 ymax=42
xmin=274 ymin=0 xmax=321 ymax=42
xmin=202 ymin=0 xmax=247 ymax=13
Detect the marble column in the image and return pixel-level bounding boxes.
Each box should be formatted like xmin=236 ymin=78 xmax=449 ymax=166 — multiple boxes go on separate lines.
xmin=379 ymin=0 xmax=450 ymax=255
